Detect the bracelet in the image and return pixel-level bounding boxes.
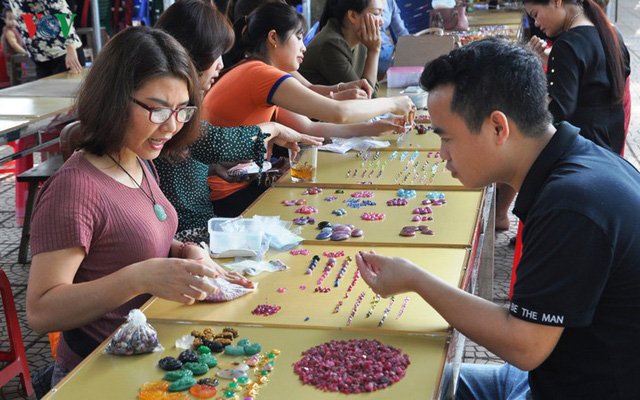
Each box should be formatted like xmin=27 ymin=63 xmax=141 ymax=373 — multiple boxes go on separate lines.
xmin=178 ymin=241 xmax=199 ymax=258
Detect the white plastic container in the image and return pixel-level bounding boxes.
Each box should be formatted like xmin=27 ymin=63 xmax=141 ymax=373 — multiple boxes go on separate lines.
xmin=402 ymin=86 xmax=428 ymax=109
xmin=208 ymin=217 xmax=264 ymax=258
xmin=386 ymin=66 xmax=424 ymax=88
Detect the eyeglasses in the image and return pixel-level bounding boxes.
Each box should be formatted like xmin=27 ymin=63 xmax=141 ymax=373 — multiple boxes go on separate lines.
xmin=131 ymin=98 xmax=197 ymax=124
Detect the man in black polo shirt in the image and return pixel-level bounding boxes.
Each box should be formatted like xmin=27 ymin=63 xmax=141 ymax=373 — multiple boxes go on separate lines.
xmin=355 ymin=38 xmax=640 ymax=399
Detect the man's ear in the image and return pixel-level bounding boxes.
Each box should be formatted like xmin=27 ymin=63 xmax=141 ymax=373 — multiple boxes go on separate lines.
xmin=489 ymin=111 xmax=510 ymax=145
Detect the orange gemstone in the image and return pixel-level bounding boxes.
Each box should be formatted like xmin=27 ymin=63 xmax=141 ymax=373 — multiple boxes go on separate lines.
xmin=140 ymin=381 xmax=170 ymax=392
xmin=189 ymin=384 xmax=218 ymax=399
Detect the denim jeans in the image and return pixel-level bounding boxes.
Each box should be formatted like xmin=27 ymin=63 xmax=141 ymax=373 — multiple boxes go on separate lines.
xmin=378 ymin=43 xmax=395 ymax=76
xmin=444 ymin=363 xmax=532 ymax=400
xmin=51 ymin=361 xmax=70 ymax=388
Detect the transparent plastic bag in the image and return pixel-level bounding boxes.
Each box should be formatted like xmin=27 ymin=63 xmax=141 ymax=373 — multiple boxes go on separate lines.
xmin=208 ymin=217 xmax=268 ymax=258
xmin=105 ymin=309 xmax=163 ymax=355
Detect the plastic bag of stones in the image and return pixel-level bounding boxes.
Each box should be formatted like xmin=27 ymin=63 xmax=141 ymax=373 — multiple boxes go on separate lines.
xmin=105 ymin=309 xmax=164 ymax=355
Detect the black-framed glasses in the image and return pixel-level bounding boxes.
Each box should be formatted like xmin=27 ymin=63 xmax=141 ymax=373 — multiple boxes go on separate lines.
xmin=131 ymin=98 xmax=197 ymax=124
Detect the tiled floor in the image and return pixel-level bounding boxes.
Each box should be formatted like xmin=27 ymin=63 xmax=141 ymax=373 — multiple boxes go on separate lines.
xmin=1 ymin=2 xmax=639 ymax=397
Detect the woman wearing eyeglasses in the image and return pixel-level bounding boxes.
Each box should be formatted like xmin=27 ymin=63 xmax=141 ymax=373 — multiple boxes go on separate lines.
xmin=26 ymin=27 xmax=248 ymax=386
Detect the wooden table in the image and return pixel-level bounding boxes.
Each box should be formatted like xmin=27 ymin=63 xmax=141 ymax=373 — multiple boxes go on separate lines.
xmin=44 ymin=322 xmax=450 ymax=400
xmin=0 ymin=97 xmax=74 ymax=119
xmin=0 ymin=79 xmax=82 ymax=98
xmin=0 ymin=119 xmax=30 ymax=144
xmin=143 ymin=245 xmax=470 ymax=334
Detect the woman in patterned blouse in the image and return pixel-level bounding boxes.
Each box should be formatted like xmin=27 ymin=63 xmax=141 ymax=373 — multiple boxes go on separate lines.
xmin=154 ymin=0 xmax=322 ymax=241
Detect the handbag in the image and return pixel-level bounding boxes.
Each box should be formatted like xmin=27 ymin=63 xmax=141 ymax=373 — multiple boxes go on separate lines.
xmin=430 ymin=4 xmax=469 ymax=31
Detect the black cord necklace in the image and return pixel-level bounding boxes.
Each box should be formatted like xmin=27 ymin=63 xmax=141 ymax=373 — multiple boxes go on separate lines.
xmin=106 ymin=154 xmax=167 ymax=221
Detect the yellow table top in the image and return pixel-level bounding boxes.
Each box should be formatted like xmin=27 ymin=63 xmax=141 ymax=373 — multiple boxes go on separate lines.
xmin=41 ymin=68 xmax=90 ymax=81
xmin=377 ymin=126 xmax=441 ymax=150
xmin=46 ymin=322 xmax=448 ymax=400
xmin=242 ymin=187 xmax=482 ymax=247
xmin=0 ymin=97 xmax=75 ymax=119
xmin=144 ymin=245 xmax=468 ymax=334
xmin=467 ymin=8 xmax=523 ymax=27
xmin=277 ymin=150 xmax=463 ymax=190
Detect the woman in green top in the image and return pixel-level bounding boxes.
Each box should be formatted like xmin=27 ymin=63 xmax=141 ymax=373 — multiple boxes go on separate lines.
xmin=299 ymin=0 xmax=384 ymax=96
xmin=154 ymin=0 xmax=322 ymax=242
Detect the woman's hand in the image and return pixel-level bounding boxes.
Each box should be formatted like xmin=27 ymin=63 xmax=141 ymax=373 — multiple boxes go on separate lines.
xmin=392 ymin=95 xmax=416 ymax=124
xmin=65 ymin=45 xmax=83 ymax=74
xmin=137 ymin=258 xmax=221 ymax=304
xmin=358 ymin=13 xmax=382 ymax=53
xmin=367 ymin=118 xmax=405 ymax=136
xmin=341 ymin=79 xmax=374 ymax=98
xmin=528 ymin=36 xmax=550 ymax=67
xmin=182 ymin=243 xmax=255 ymax=289
xmin=209 ymin=163 xmax=255 ymax=182
xmin=330 ymin=88 xmax=369 ymax=100
xmin=259 ymin=122 xmax=324 ymax=159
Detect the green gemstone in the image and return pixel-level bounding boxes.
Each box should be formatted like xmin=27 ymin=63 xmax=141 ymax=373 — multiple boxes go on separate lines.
xmin=224 ymin=390 xmax=236 ymax=398
xmin=267 ymin=353 xmax=275 ymax=359
xmin=237 ymin=376 xmax=249 ymax=385
xmin=260 ymin=370 xmax=269 ymax=376
xmin=197 ymin=345 xmax=211 ymax=354
xmin=228 ymin=382 xmax=238 ymax=389
xmin=153 ymin=203 xmax=167 ymax=221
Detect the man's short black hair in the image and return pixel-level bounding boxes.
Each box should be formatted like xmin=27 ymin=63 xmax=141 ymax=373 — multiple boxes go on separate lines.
xmin=421 ymin=38 xmax=552 ymax=137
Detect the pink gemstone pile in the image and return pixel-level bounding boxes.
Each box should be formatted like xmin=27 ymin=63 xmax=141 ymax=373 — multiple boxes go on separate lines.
xmin=293 ymin=339 xmax=410 ymax=394
xmin=304 ymin=187 xmax=323 ymax=195
xmin=386 ymin=198 xmax=408 ymax=206
xmin=412 ymin=207 xmax=432 ymax=215
xmin=282 ymin=199 xmax=306 ymax=206
xmin=411 ymin=215 xmax=433 ymax=222
xmin=415 ymin=114 xmax=431 ymax=123
xmin=251 ymin=304 xmax=281 ymax=316
xmin=350 ymin=191 xmax=374 ymax=198
xmin=323 ymin=250 xmax=345 ymax=258
xmin=290 ymin=249 xmax=310 ymax=256
xmin=296 ymin=206 xmax=318 ymax=215
xmin=361 ymin=212 xmax=385 ymax=221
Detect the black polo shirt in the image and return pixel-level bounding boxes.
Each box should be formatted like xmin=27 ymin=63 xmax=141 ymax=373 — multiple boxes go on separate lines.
xmin=511 ymin=122 xmax=640 ymax=399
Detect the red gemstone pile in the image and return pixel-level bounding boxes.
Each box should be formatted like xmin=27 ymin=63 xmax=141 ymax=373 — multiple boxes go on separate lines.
xmin=293 ymin=339 xmax=410 ymax=394
xmin=251 ymin=304 xmax=281 ymax=316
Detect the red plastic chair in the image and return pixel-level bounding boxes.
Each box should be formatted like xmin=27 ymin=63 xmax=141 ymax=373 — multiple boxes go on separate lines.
xmin=0 ymin=269 xmax=34 ymax=397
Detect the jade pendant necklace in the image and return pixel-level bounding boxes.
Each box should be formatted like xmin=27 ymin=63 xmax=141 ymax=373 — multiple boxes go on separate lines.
xmin=107 ymin=154 xmax=167 ymax=221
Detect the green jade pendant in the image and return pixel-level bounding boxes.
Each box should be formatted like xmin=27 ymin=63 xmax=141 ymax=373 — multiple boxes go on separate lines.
xmin=154 ymin=203 xmax=167 ymax=221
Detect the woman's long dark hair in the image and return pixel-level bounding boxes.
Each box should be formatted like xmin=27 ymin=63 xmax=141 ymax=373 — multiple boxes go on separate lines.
xmin=155 ymin=0 xmax=234 ymax=73
xmin=226 ymin=2 xmax=305 ymax=66
xmin=524 ymin=0 xmax=625 ymax=103
xmin=318 ymin=0 xmax=370 ymax=31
